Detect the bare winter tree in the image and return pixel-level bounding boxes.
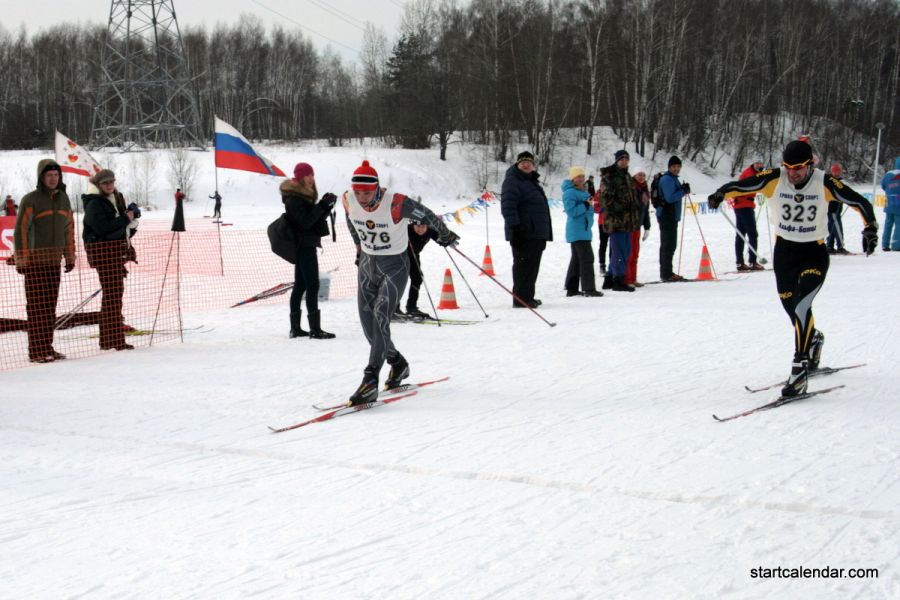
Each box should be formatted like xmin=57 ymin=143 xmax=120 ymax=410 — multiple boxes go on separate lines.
xmin=167 ymin=148 xmax=200 ymax=200
xmin=129 ymin=152 xmax=158 ymax=209
xmin=0 ymin=1 xmax=897 ymax=173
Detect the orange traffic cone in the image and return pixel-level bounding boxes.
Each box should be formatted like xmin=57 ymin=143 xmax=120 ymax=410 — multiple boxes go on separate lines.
xmin=696 ymin=245 xmax=716 ymax=281
xmin=479 ymin=244 xmax=496 ymax=276
xmin=437 ymin=268 xmax=460 ymax=309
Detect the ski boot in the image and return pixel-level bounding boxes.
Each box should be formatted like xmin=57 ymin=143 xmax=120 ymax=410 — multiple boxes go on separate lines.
xmin=736 ymin=262 xmax=752 ymax=272
xmin=807 ymin=329 xmax=825 ymax=371
xmin=749 ymin=262 xmax=765 ymax=271
xmin=384 ymin=354 xmax=410 ymax=390
xmin=348 ymin=367 xmax=379 ymax=406
xmin=406 ymin=307 xmax=432 ymax=321
xmin=781 ymin=355 xmax=809 ymax=398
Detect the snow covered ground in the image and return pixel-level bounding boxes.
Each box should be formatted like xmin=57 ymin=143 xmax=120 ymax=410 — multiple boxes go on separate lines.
xmin=2 ymin=136 xmax=899 ymax=599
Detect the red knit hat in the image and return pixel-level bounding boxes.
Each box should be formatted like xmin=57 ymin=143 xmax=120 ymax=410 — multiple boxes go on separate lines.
xmin=352 ymin=160 xmax=379 ymax=191
xmin=830 ymin=163 xmax=843 ymax=177
xmin=293 ymin=162 xmax=314 ymax=180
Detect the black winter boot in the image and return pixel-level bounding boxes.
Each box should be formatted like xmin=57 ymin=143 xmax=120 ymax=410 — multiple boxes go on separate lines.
xmin=602 ymin=274 xmax=614 ymax=290
xmin=349 ymin=367 xmax=380 ymax=406
xmin=289 ymin=311 xmax=308 ymax=338
xmin=612 ymin=276 xmax=635 ymax=292
xmin=308 ymin=310 xmax=335 ymax=339
xmin=384 ymin=354 xmax=410 ymax=390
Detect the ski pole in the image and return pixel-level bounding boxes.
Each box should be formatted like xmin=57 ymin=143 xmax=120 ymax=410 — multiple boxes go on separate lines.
xmin=717 ymin=206 xmax=769 ymax=265
xmin=677 ymin=198 xmax=687 ymax=275
xmin=444 ymin=247 xmax=489 ymax=318
xmin=450 ymin=246 xmax=556 ymax=328
xmin=683 ymin=193 xmax=718 ymax=278
xmin=407 ymin=243 xmax=440 ymax=327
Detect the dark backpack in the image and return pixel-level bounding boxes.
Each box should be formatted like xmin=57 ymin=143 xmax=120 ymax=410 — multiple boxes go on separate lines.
xmin=649 ymin=172 xmax=665 ymax=208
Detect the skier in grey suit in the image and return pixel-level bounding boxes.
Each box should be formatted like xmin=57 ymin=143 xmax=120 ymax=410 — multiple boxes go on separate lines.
xmin=343 ymin=160 xmax=459 ymax=405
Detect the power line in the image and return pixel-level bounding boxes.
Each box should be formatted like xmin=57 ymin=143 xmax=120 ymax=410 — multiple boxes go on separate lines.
xmin=249 ymin=0 xmax=361 ymax=54
xmin=304 ymin=0 xmax=367 ymax=31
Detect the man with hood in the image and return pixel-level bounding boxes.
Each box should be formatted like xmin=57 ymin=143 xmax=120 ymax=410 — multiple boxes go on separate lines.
xmin=14 ymin=159 xmax=76 ymax=363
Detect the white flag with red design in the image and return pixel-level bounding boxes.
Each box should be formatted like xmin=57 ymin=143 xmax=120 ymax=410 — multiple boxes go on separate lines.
xmin=55 ymin=131 xmax=103 ymax=177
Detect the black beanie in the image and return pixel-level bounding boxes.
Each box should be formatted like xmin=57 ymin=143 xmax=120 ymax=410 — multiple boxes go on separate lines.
xmin=516 ymin=151 xmax=535 ymax=165
xmin=782 ymin=140 xmax=813 ymax=166
xmin=668 ymin=155 xmax=682 ymax=167
xmin=614 ymin=149 xmax=630 ymax=161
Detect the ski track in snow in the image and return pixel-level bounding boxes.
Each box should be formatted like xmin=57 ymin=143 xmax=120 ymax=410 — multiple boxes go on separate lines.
xmin=2 ymin=144 xmax=899 ymax=599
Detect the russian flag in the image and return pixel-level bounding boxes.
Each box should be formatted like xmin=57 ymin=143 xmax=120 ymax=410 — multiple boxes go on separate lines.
xmin=214 ymin=117 xmax=285 ymax=177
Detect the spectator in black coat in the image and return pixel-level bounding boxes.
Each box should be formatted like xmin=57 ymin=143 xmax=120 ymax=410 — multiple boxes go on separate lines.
xmin=280 ymin=162 xmax=337 ymax=339
xmin=398 ymin=220 xmax=439 ymax=319
xmin=500 ymin=151 xmax=553 ymax=308
xmin=82 ymin=169 xmax=138 ymax=351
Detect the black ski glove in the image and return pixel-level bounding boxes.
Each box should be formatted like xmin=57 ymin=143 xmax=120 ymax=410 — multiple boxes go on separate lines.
xmin=681 ymin=182 xmax=691 ymax=194
xmin=708 ymin=192 xmax=724 ymax=210
xmin=320 ymin=192 xmax=337 ymax=210
xmin=862 ymin=225 xmax=878 ymax=256
xmin=438 ymin=230 xmax=460 ymax=247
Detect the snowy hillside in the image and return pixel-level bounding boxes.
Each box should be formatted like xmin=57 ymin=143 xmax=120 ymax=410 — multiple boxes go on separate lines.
xmin=1 ymin=135 xmax=898 ymax=599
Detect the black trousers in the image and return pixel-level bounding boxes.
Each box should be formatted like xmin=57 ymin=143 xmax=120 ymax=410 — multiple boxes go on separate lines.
xmin=289 ymin=246 xmax=320 ymax=315
xmin=24 ymin=264 xmax=61 ymax=359
xmin=565 ymin=240 xmax=596 ymax=292
xmin=597 ymin=220 xmax=609 ymax=265
xmin=405 ymin=249 xmax=423 ymax=310
xmin=511 ymin=239 xmax=546 ymax=303
xmin=773 ymin=238 xmax=829 ymax=358
xmin=734 ymin=207 xmax=759 ymax=264
xmin=657 ymin=212 xmax=679 ymax=279
xmin=95 ymin=258 xmax=126 ymax=348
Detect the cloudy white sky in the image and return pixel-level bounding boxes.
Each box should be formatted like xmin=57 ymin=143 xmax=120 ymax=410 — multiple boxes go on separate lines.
xmin=4 ymin=0 xmax=408 ymax=63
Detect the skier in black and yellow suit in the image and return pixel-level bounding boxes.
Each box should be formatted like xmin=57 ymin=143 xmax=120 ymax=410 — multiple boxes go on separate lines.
xmin=709 ymin=140 xmax=879 ymax=397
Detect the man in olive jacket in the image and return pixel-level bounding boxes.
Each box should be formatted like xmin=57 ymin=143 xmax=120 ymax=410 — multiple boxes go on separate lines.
xmin=600 ymin=150 xmax=640 ymax=292
xmin=501 ymin=151 xmax=553 ymax=308
xmin=14 ymin=159 xmax=76 ymax=362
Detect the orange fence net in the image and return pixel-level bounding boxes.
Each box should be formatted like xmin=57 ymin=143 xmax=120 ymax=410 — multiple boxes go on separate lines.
xmin=1 ymin=216 xmax=357 ymax=370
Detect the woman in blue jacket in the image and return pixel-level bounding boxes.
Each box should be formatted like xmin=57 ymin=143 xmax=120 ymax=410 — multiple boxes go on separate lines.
xmin=563 ymin=167 xmax=602 ymax=297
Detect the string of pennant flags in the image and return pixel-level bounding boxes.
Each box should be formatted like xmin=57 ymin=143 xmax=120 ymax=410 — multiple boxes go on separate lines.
xmin=439 ymin=190 xmax=499 ymax=224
